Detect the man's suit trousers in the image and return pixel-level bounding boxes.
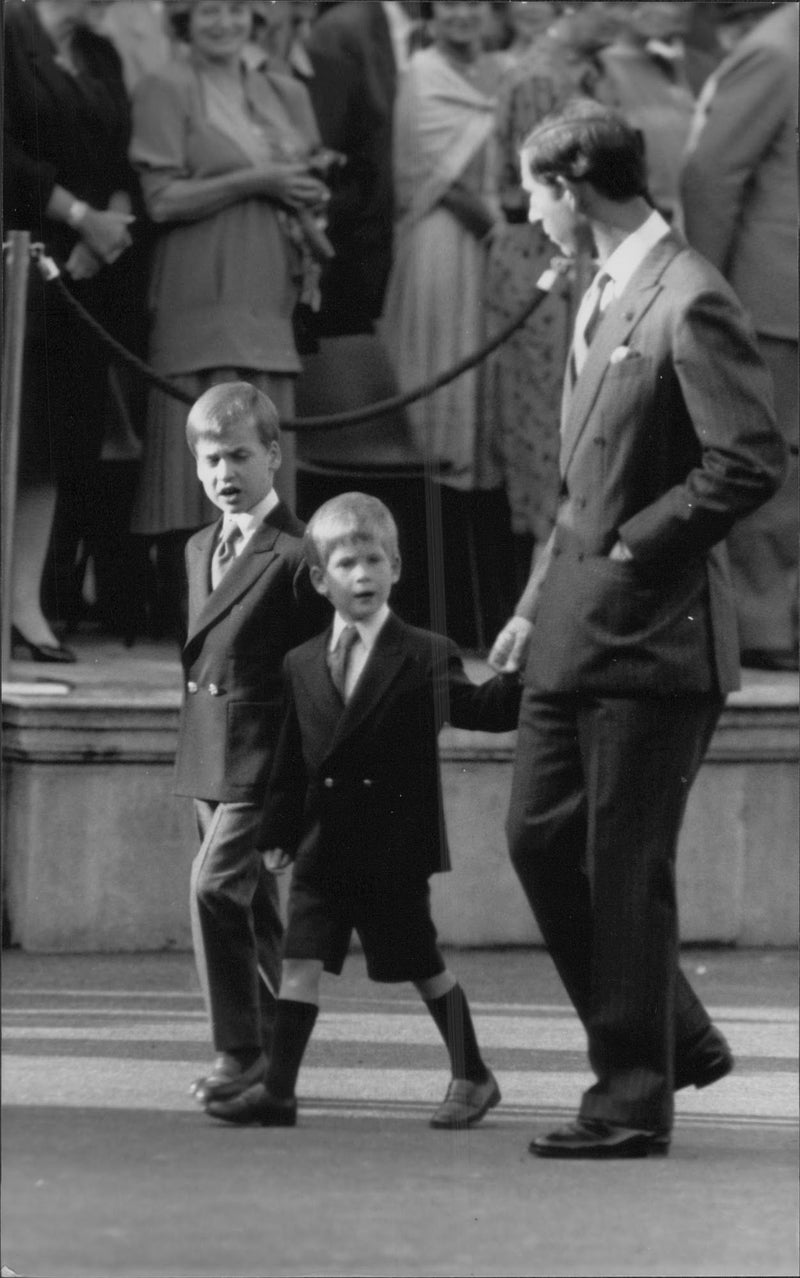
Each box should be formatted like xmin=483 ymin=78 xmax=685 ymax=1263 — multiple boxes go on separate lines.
xmin=191 ymin=801 xmax=283 ymax=1054
xmin=506 ymin=690 xmax=724 ymax=1131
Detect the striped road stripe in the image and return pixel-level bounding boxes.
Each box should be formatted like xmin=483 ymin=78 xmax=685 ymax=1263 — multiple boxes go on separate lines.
xmin=3 ymin=991 xmax=797 ymax=1129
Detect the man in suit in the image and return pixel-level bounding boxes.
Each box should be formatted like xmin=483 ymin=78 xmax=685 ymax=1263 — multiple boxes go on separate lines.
xmin=681 ymin=0 xmax=799 ymax=672
xmin=176 ymin=383 xmax=323 ymax=1107
xmin=489 ymin=100 xmax=785 ymax=1158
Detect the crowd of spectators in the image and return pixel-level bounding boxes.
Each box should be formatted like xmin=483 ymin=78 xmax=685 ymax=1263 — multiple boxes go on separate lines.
xmin=3 ymin=0 xmax=797 ymax=667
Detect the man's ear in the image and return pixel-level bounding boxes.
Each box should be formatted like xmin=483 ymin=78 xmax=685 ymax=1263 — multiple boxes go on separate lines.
xmin=269 ymin=441 xmax=282 ymax=473
xmin=391 ymin=553 xmax=402 ymax=584
xmin=309 ymin=564 xmax=329 ymax=597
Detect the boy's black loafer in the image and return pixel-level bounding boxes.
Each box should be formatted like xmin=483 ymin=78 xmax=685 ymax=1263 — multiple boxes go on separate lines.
xmin=430 ymin=1070 xmax=501 ymax=1129
xmin=190 ymin=1052 xmax=267 ymax=1104
xmin=206 ymin=1083 xmax=297 ymax=1127
xmin=530 ymin=1119 xmax=670 ymax=1159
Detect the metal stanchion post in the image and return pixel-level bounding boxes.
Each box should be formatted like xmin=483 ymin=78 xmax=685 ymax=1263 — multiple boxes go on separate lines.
xmin=2 ymin=230 xmax=31 ymax=684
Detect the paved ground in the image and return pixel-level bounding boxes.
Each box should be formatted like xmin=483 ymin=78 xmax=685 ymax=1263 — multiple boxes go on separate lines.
xmin=2 ymin=946 xmax=797 ymax=1278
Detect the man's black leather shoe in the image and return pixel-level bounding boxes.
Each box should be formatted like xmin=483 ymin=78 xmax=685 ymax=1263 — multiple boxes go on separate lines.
xmin=205 ymin=1083 xmax=297 ymax=1127
xmin=190 ymin=1051 xmax=267 ymax=1104
xmin=675 ymin=1028 xmax=734 ymax=1092
xmin=530 ymin=1119 xmax=670 ymax=1159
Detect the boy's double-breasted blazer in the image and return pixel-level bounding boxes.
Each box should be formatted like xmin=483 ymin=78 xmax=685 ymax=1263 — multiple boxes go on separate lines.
xmin=523 ymin=232 xmax=786 ymax=697
xmin=175 ymin=503 xmax=323 ymax=803
xmin=259 ymin=613 xmax=521 ymax=893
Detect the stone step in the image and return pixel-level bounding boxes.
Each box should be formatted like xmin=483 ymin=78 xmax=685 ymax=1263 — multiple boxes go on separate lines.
xmin=3 ymin=639 xmax=797 ymax=951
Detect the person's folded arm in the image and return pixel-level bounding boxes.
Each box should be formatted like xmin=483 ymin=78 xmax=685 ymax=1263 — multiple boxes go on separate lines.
xmin=620 ymin=290 xmax=786 ymax=563
xmin=131 ymin=72 xmax=325 ymax=224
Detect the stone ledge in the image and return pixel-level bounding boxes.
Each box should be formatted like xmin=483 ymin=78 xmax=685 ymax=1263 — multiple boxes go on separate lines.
xmin=2 ymin=648 xmax=797 ymax=951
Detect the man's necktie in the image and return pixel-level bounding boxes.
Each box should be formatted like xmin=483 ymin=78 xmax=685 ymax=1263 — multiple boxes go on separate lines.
xmin=570 ymin=270 xmax=612 ymax=384
xmin=211 ymin=522 xmax=243 ymax=589
xmin=328 ymin=625 xmax=359 ymax=701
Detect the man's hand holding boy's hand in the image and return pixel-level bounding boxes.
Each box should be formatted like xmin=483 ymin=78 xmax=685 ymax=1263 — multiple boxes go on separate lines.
xmin=488 ymin=616 xmax=533 ymax=674
xmin=262 ymin=848 xmax=292 ymax=874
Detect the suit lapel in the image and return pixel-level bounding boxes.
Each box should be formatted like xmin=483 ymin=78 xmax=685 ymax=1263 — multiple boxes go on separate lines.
xmin=559 ymin=235 xmax=685 ymax=477
xmin=186 ymin=523 xmax=217 ymax=626
xmin=184 ymin=512 xmax=283 ymax=649
xmin=294 ymin=629 xmax=343 ymax=739
xmin=330 ymin=613 xmax=411 ymax=754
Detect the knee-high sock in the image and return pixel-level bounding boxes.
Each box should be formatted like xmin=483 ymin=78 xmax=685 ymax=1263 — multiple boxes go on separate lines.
xmin=425 ymin=984 xmax=488 ymax=1083
xmin=265 ymin=999 xmax=318 ymax=1099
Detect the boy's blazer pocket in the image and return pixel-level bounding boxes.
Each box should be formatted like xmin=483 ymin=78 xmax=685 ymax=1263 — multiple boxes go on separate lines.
xmin=226 ymin=700 xmax=283 ymax=788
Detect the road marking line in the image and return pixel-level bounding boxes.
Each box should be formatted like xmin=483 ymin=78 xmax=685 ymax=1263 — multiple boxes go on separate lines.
xmin=4 ymin=992 xmax=798 ymax=1023
xmin=2 ymin=1058 xmax=797 ymax=1122
xmin=4 ymin=1013 xmax=798 ymax=1056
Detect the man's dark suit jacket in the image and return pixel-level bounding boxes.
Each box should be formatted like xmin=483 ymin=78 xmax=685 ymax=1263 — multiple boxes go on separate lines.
xmin=305 ymin=0 xmax=397 ymax=332
xmin=175 ymin=503 xmax=322 ymax=803
xmin=522 ymin=233 xmax=786 ymax=696
xmin=260 ymin=613 xmax=521 ymax=893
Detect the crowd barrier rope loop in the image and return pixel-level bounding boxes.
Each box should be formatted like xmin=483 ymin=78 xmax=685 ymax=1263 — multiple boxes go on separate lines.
xmin=31 ymin=244 xmax=569 ymax=434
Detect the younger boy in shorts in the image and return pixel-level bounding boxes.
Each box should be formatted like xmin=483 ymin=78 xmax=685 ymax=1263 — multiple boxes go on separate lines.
xmin=205 ymin=492 xmax=521 ymax=1129
xmin=176 ymin=382 xmax=324 ymax=1108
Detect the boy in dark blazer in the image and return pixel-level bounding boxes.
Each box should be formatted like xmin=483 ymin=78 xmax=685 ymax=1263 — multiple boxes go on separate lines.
xmin=176 ymin=383 xmax=324 ymax=1107
xmin=205 ymin=492 xmax=521 ymax=1129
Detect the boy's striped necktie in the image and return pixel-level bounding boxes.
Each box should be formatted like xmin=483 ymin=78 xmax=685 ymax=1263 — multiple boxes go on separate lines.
xmin=211 ymin=523 xmax=243 ymax=589
xmin=328 ymin=625 xmax=359 ymax=701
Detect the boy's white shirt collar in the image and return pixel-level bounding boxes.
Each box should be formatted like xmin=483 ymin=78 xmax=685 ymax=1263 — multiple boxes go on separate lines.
xmin=330 ymin=604 xmax=391 ymax=652
xmin=600 ymin=209 xmax=671 ymax=297
xmin=221 ymin=487 xmax=280 ymax=548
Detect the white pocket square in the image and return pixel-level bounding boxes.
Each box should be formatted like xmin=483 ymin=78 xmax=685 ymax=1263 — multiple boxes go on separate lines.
xmin=609 ymin=345 xmax=638 ymax=364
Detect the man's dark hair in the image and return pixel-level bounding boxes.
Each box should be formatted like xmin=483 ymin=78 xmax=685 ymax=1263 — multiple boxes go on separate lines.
xmin=521 ymin=98 xmax=650 ymax=203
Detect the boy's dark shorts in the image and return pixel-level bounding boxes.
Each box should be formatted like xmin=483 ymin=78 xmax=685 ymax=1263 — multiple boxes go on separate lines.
xmin=284 ymin=875 xmax=446 ymax=983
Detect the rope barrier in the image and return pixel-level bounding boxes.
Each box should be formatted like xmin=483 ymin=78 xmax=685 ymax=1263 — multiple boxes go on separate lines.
xmin=32 ymin=246 xmax=569 ymax=434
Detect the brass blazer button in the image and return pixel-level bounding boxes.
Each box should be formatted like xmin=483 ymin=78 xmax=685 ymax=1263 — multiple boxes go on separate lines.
xmin=362 ymin=778 xmax=373 ymax=787
xmin=323 ymin=777 xmax=334 ymax=788
xmin=187 ymin=681 xmax=198 ymax=694
xmin=207 ymin=683 xmax=220 ymax=696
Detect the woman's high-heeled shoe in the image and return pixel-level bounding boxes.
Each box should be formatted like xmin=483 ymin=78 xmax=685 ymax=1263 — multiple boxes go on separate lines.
xmin=11 ymin=625 xmax=77 ymax=664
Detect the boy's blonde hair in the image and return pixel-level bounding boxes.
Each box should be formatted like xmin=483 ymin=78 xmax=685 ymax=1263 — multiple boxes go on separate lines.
xmin=185 ymin=382 xmax=281 ymax=457
xmin=304 ymin=493 xmax=400 ymax=571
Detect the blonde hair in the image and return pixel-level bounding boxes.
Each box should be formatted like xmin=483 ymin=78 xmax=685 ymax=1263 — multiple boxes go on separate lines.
xmin=304 ymin=493 xmax=400 ymax=571
xmin=185 ymin=382 xmax=280 ymax=457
